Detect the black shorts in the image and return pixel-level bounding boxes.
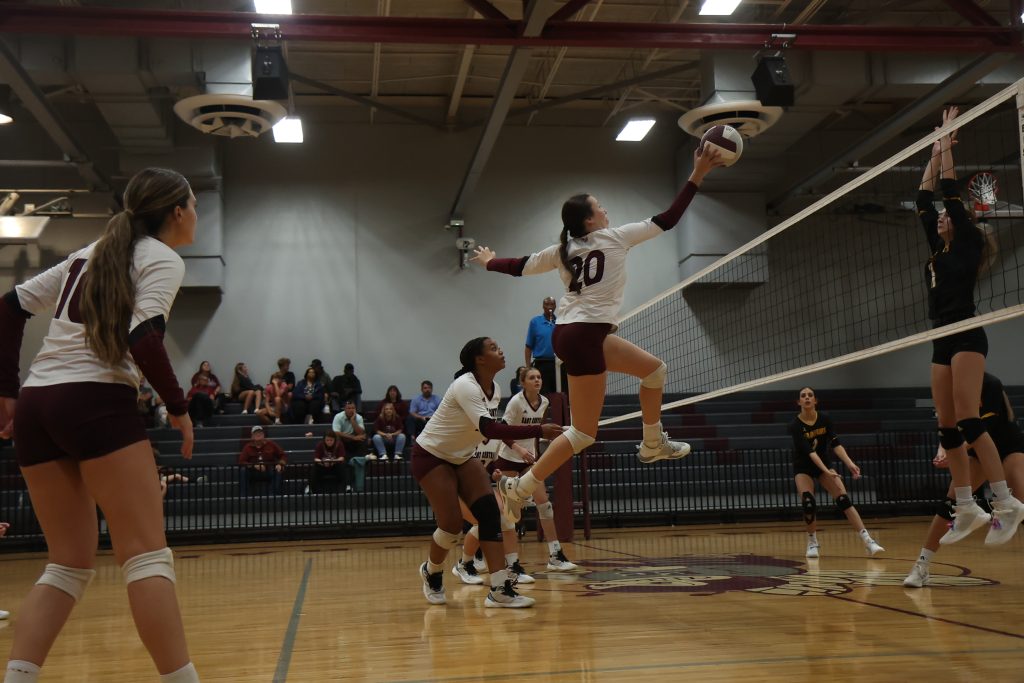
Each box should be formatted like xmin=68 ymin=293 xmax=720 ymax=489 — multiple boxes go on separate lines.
xmin=552 ymin=322 xmax=614 ymax=376
xmin=969 ymin=422 xmax=1024 ymax=462
xmin=792 ymin=457 xmax=830 ymax=479
xmin=15 ymin=382 xmax=149 ymax=467
xmin=931 ymin=326 xmax=987 ymax=366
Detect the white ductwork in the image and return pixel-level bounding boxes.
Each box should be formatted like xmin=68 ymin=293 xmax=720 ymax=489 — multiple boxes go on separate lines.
xmin=679 ymin=52 xmax=785 ymax=140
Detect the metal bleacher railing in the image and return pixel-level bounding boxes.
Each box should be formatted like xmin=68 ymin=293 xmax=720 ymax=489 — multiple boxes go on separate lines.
xmin=0 ymin=429 xmax=950 ymax=552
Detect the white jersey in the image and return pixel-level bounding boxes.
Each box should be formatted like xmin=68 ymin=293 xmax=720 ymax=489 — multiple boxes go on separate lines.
xmin=416 ymin=373 xmax=502 ymax=464
xmin=16 ymin=236 xmax=186 ymax=389
xmin=498 ymin=391 xmax=549 ymax=463
xmin=518 ymin=220 xmax=662 ymax=326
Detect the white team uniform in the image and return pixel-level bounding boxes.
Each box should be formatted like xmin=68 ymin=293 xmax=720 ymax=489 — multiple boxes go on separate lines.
xmin=416 ymin=373 xmax=502 ymax=465
xmin=517 ymin=220 xmax=663 ymax=326
xmin=16 ymin=236 xmax=185 ymax=389
xmin=498 ymin=391 xmax=549 ymax=463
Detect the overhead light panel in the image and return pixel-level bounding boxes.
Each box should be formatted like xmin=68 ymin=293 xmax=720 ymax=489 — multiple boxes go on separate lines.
xmin=0 ymin=216 xmax=49 ymax=244
xmin=616 ymin=119 xmax=656 ymax=142
xmin=0 ymin=112 xmax=12 ymax=125
xmin=254 ymin=0 xmax=292 ymax=14
xmin=699 ymin=0 xmax=741 ymax=15
xmin=272 ymin=116 xmax=303 ymax=143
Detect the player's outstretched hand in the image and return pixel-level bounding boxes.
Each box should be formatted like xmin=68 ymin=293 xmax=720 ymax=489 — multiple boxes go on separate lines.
xmin=691 ymin=146 xmax=726 ymax=183
xmin=932 ymin=446 xmax=949 ymax=469
xmin=169 ymin=412 xmax=195 ymax=459
xmin=541 ymin=423 xmax=565 ymax=441
xmin=848 ymin=463 xmax=862 ymax=480
xmin=470 ymin=246 xmax=495 ymax=267
xmin=0 ymin=396 xmax=15 ymax=440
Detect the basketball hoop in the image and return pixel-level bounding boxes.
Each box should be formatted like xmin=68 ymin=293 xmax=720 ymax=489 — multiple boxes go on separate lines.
xmin=968 ymin=171 xmax=998 ymax=213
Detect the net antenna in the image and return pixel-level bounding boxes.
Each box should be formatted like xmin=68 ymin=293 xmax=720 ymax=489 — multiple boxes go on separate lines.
xmin=600 ymin=76 xmax=1024 ymax=427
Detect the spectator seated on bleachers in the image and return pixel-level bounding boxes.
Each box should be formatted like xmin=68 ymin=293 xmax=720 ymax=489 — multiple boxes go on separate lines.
xmin=380 ymin=384 xmax=408 ymax=420
xmin=407 ymin=380 xmax=440 ymax=440
xmin=310 ymin=431 xmax=351 ymax=493
xmin=187 ymin=375 xmax=218 ymax=428
xmin=333 ymin=400 xmax=369 ymax=489
xmin=238 ymin=426 xmax=287 ymax=495
xmin=231 ymin=362 xmax=263 ymax=415
xmin=277 ymin=357 xmax=296 ymax=417
xmin=257 ymin=372 xmax=288 ymax=425
xmin=190 ymin=360 xmax=227 ymax=414
xmin=293 ymin=367 xmax=326 ymax=425
xmin=310 ymin=359 xmax=333 ymax=417
xmin=137 ymin=384 xmax=167 ymax=428
xmin=153 ymin=446 xmax=192 ymax=498
xmin=371 ymin=401 xmax=406 ymax=461
xmin=331 ymin=363 xmax=363 ymax=412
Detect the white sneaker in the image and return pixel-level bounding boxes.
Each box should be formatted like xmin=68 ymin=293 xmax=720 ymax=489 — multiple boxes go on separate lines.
xmin=322 ymin=405 xmax=331 ymax=414
xmin=365 ymin=453 xmax=378 ymax=461
xmin=985 ymin=496 xmax=1024 ymax=545
xmin=546 ymin=550 xmax=577 ymax=571
xmin=939 ymin=500 xmax=991 ymax=544
xmin=274 ymin=418 xmax=281 ymax=425
xmin=864 ymin=539 xmax=885 ymax=556
xmin=637 ymin=432 xmax=691 ymax=464
xmin=420 ymin=563 xmax=446 ymax=605
xmin=0 ymin=609 xmax=9 ymax=619
xmin=452 ymin=560 xmax=484 ymax=585
xmin=903 ymin=562 xmax=930 ymax=588
xmin=805 ymin=539 xmax=820 ymax=559
xmin=394 ymin=454 xmax=403 ymax=461
xmin=241 ymin=409 xmax=249 ymax=415
xmin=485 ymin=579 xmax=535 ymax=608
xmin=305 ymin=415 xmax=314 ymax=425
xmin=379 ymin=454 xmax=388 ymax=461
xmin=473 ymin=557 xmax=489 ymax=574
xmin=509 ymin=560 xmax=534 ymax=584
xmin=495 ymin=475 xmax=526 ymax=524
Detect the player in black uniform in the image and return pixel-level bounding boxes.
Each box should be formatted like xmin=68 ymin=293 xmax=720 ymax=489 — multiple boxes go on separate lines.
xmin=789 ymin=387 xmax=883 ymax=558
xmin=917 ymin=106 xmax=1024 ymax=545
xmin=905 ymin=372 xmax=1024 ymax=587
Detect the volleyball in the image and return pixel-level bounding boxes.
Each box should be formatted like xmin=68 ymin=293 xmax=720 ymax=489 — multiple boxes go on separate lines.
xmin=699 ymin=124 xmax=743 ymax=166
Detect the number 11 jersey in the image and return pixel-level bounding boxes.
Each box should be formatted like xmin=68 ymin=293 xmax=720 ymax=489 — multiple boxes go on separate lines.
xmin=518 ymin=219 xmax=664 ymax=326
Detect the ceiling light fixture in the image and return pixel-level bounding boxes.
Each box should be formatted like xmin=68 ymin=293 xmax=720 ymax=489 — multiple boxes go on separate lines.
xmin=616 ymin=118 xmax=656 ymax=142
xmin=0 ymin=112 xmax=12 ymax=125
xmin=254 ymin=0 xmax=292 ymax=14
xmin=272 ymin=116 xmax=303 ymax=143
xmin=699 ymin=0 xmax=742 ymax=16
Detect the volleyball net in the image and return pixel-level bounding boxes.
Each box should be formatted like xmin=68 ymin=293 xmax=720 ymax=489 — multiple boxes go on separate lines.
xmin=601 ymin=77 xmax=1024 ymax=426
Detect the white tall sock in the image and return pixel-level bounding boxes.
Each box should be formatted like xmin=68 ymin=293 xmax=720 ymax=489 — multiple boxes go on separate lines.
xmin=505 ymin=552 xmax=518 ymax=566
xmin=642 ymin=422 xmax=662 ymax=445
xmin=954 ymin=486 xmax=973 ymax=505
xmin=548 ymin=540 xmax=561 ymax=555
xmin=160 ymin=662 xmax=199 ymax=683
xmin=489 ymin=569 xmax=510 ymax=590
xmin=858 ymin=528 xmax=871 ymax=541
xmin=516 ymin=471 xmax=541 ymax=497
xmin=990 ymin=480 xmax=1011 ymax=502
xmin=4 ymin=661 xmax=40 ymax=683
xmin=918 ymin=548 xmax=935 ymax=564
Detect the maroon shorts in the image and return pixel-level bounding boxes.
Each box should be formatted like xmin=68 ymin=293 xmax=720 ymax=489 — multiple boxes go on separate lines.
xmin=411 ymin=443 xmax=457 ymax=482
xmin=15 ymin=382 xmax=149 ymax=467
xmin=486 ymin=456 xmax=531 ymax=476
xmin=552 ymin=322 xmax=614 ymax=376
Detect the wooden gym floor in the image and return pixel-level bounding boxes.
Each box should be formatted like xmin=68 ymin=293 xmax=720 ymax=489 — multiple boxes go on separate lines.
xmin=1 ymin=518 xmax=1022 ymax=682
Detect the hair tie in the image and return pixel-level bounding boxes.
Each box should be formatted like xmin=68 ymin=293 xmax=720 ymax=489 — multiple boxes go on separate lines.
xmin=124 ymin=209 xmax=134 ymax=219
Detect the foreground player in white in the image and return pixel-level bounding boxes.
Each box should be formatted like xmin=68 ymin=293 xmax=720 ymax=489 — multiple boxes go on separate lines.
xmin=0 ymin=168 xmax=200 ymax=682
xmin=472 ymin=145 xmax=726 ymax=522
xmin=788 ymin=387 xmax=884 ymax=558
xmin=905 ymin=372 xmax=1024 ymax=587
xmin=412 ymin=337 xmax=563 ymax=608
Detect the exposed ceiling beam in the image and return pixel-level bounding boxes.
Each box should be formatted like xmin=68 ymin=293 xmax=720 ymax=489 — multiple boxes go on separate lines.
xmin=1 ymin=7 xmax=1020 ymax=52
xmin=370 ymin=0 xmax=391 ymax=124
xmin=549 ymin=0 xmax=595 ymax=22
xmin=942 ymin=0 xmax=1002 ymax=27
xmin=449 ymin=0 xmax=555 ymax=220
xmin=0 ymin=41 xmax=110 ymax=191
xmin=528 ymin=0 xmax=603 ymax=125
xmin=769 ymin=52 xmax=1014 ymax=209
xmin=462 ymin=0 xmax=509 ymax=21
xmin=289 ymin=73 xmax=446 ymax=130
xmin=448 ymin=8 xmax=479 ymax=124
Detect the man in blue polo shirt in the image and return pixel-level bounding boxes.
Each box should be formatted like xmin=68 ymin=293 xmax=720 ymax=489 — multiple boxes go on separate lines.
xmin=524 ymin=296 xmax=565 ymax=394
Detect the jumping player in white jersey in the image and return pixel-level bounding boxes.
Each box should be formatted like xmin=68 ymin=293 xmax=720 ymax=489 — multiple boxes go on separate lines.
xmin=471 ymin=145 xmax=726 ymax=522
xmin=411 ymin=337 xmax=564 ymax=608
xmin=0 ymin=168 xmax=200 ymax=683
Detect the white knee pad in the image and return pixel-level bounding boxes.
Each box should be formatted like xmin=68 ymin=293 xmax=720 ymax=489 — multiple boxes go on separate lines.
xmin=122 ymin=547 xmax=176 ymax=585
xmin=536 ymin=501 xmax=554 ymax=520
xmin=501 ymin=517 xmax=515 ymax=532
xmin=564 ymin=426 xmax=596 ymax=453
xmin=467 ymin=525 xmax=479 ymax=539
xmin=432 ymin=528 xmax=460 ymax=551
xmin=36 ymin=563 xmax=96 ymax=602
xmin=640 ymin=362 xmax=668 ymax=389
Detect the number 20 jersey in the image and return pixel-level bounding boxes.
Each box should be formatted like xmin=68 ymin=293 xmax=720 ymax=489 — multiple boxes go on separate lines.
xmin=519 ymin=219 xmax=663 ymax=326
xmin=16 ymin=236 xmax=186 ymax=389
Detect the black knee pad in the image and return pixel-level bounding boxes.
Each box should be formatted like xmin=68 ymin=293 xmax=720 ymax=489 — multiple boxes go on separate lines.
xmin=835 ymin=494 xmax=853 ymax=512
xmin=801 ymin=491 xmax=816 ymax=525
xmin=469 ymin=495 xmax=503 ymax=543
xmin=936 ymin=497 xmax=955 ymax=521
xmin=939 ymin=427 xmax=965 ymax=450
xmin=957 ymin=418 xmax=986 ymax=445
xmin=462 ymin=519 xmax=473 ymax=534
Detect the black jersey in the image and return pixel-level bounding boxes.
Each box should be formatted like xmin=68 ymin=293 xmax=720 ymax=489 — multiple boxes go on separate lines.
xmin=789 ymin=412 xmax=841 ymax=461
xmin=980 ymin=372 xmax=1009 ymax=427
xmin=917 ymin=179 xmax=985 ymax=324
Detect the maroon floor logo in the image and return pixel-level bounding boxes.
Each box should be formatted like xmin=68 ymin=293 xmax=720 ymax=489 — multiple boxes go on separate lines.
xmin=572 ymin=554 xmax=997 ymax=597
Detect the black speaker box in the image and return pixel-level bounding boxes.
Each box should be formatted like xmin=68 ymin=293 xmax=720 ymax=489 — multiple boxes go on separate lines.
xmin=252 ymin=46 xmax=290 ymax=101
xmin=751 ymin=56 xmax=794 ymax=107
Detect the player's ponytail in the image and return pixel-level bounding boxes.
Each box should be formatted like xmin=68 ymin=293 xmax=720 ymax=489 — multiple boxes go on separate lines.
xmin=81 ymin=168 xmax=191 ymax=366
xmin=559 ymin=194 xmax=592 ymax=275
xmin=454 ymin=336 xmax=488 ymax=379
